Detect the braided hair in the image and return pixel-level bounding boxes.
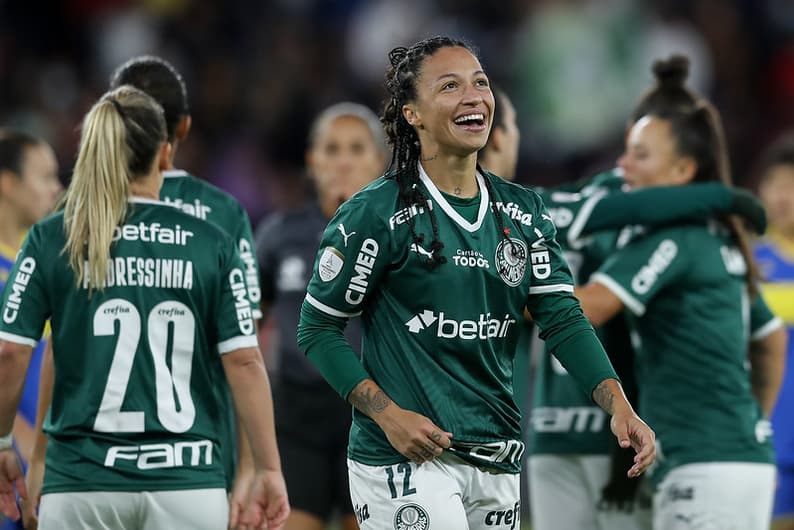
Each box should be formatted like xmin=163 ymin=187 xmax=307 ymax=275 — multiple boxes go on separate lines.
xmin=381 ymin=36 xmax=520 ymax=273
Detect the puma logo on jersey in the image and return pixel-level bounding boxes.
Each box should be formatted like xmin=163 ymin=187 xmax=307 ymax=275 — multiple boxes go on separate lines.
xmin=405 ymin=310 xmax=515 ymax=340
xmin=337 ymin=224 xmax=356 ymax=247
xmin=410 ymin=243 xmax=434 ymax=259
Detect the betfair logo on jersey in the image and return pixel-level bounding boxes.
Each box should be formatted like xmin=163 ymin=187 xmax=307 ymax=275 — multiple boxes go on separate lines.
xmin=631 ymin=239 xmax=677 ymax=295
xmin=2 ymin=257 xmax=35 ymax=324
xmin=389 ymin=201 xmax=433 ymax=230
xmin=104 ymin=439 xmax=212 ymax=470
xmin=453 ymin=249 xmax=489 ymax=269
xmin=405 ymin=310 xmax=516 ymax=340
xmin=345 ymin=239 xmax=378 ymax=305
xmin=495 ymin=201 xmax=533 ymax=226
xmin=112 ymin=223 xmax=194 ymax=246
xmin=163 ymin=196 xmax=212 ymax=220
xmin=485 ymin=502 xmax=520 ymax=530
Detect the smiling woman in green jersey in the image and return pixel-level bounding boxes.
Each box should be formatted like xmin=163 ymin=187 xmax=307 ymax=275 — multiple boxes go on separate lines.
xmin=297 ymin=35 xmax=655 ymax=529
xmin=576 ymin=68 xmax=785 ymax=530
xmin=0 ymin=86 xmax=289 ymax=530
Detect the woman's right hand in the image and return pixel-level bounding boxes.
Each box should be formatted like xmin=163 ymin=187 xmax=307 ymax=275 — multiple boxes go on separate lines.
xmin=20 ymin=456 xmax=44 ymax=530
xmin=377 ymin=407 xmax=453 ymax=464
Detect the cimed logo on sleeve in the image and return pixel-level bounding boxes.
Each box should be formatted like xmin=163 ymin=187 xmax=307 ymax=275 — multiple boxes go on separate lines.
xmin=495 ymin=238 xmax=527 ymax=287
xmin=318 ymin=246 xmax=345 ymax=282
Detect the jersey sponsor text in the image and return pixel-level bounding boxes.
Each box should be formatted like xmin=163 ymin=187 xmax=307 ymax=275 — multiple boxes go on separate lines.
xmin=112 ymin=222 xmax=194 ymax=246
xmin=229 ymin=268 xmax=255 ymax=334
xmin=162 ymin=196 xmax=212 ymax=219
xmin=104 ymin=439 xmax=213 ymax=470
xmin=485 ymin=502 xmax=520 ymax=529
xmin=2 ymin=257 xmax=35 ymax=324
xmin=531 ymin=406 xmax=607 ymax=433
xmin=345 ymin=238 xmax=378 ymax=305
xmin=238 ymin=239 xmax=262 ymax=305
xmin=389 ymin=201 xmax=432 ymax=230
xmin=82 ymin=258 xmax=194 ymax=290
xmin=405 ymin=310 xmax=516 ymax=340
xmin=452 ymin=249 xmax=490 ymax=269
xmin=631 ymin=239 xmax=677 ymax=295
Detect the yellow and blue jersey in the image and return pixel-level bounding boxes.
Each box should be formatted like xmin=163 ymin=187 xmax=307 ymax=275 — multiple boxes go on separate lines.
xmin=755 ymin=232 xmax=794 ymax=468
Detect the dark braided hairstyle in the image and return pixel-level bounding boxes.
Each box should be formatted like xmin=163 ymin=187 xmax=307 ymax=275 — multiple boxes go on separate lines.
xmin=381 ymin=36 xmax=521 ymax=273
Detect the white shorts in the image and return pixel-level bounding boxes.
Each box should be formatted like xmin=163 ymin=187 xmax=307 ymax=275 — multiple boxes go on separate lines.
xmin=529 ymin=454 xmax=652 ymax=530
xmin=348 ymin=452 xmax=520 ymax=530
xmin=653 ymin=462 xmax=775 ymax=530
xmin=38 ymin=488 xmax=228 ymax=530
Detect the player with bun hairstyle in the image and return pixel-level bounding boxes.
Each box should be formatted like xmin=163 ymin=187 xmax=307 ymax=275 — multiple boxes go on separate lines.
xmin=575 ymin=56 xmax=785 ymax=530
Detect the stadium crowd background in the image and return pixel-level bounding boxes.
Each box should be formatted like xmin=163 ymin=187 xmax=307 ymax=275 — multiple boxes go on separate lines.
xmin=2 ymin=0 xmax=794 ymax=226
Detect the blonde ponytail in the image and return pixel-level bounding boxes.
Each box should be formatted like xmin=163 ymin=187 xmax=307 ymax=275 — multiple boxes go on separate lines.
xmin=63 ymin=86 xmax=166 ymax=291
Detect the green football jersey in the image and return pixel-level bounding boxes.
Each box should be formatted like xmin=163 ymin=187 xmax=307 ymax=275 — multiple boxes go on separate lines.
xmin=0 ymin=199 xmax=258 ymax=493
xmin=304 ymin=166 xmax=597 ymax=473
xmin=161 ymin=169 xmax=261 ymax=319
xmin=592 ymin=220 xmax=775 ymax=485
xmin=530 ymin=182 xmax=619 ymax=455
xmin=160 ymin=168 xmax=262 ymax=487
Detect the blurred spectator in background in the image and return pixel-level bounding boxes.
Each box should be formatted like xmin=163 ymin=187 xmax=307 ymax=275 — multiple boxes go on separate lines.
xmin=2 ymin=1 xmax=793 ymax=227
xmin=753 ymin=133 xmax=794 ymax=530
xmin=254 ymin=101 xmax=387 ymax=530
xmin=0 ymin=131 xmax=60 ymax=530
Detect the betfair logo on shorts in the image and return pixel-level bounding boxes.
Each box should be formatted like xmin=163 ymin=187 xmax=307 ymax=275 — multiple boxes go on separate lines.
xmin=393 ymin=503 xmax=429 ymax=530
xmin=485 ymin=502 xmax=520 ymax=529
xmin=2 ymin=257 xmax=35 ymax=324
xmin=405 ymin=310 xmax=515 ymax=340
xmin=104 ymin=439 xmax=212 ymax=470
xmin=631 ymin=239 xmax=677 ymax=295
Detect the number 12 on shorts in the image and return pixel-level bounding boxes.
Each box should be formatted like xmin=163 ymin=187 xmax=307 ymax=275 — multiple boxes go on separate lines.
xmin=385 ymin=462 xmax=416 ymax=499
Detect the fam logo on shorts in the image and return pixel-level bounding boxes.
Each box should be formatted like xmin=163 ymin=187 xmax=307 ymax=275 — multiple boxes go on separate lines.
xmin=318 ymin=247 xmax=344 ymax=282
xmin=495 ymin=238 xmax=527 ymax=287
xmin=394 ymin=503 xmax=429 ymax=530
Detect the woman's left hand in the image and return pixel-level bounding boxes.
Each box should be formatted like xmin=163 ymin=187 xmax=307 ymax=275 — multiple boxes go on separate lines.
xmin=610 ymin=409 xmax=656 ymax=478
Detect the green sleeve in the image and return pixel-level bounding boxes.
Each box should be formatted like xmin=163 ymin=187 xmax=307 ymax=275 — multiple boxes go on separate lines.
xmin=297 ymin=299 xmax=370 ymax=400
xmin=578 ymin=183 xmax=731 ymax=237
xmin=552 ymin=329 xmax=619 ymax=400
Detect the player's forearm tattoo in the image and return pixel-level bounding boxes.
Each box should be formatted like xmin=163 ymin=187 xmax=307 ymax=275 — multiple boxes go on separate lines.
xmin=349 ymin=384 xmax=391 ymax=416
xmin=593 ymin=380 xmax=615 ymax=415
